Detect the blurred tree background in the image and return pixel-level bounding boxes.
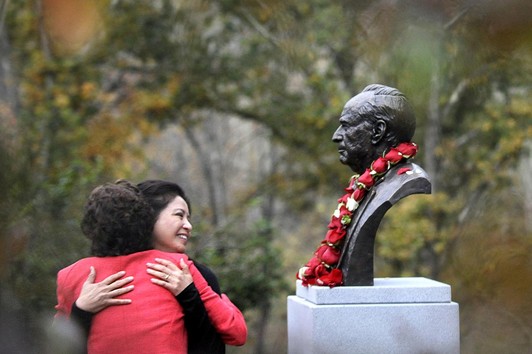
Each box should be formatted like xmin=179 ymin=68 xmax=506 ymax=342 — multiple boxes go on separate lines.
xmin=1 ymin=0 xmax=531 ymax=353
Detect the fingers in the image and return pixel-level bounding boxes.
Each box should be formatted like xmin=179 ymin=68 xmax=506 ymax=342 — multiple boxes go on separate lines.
xmin=146 ymin=266 xmax=168 ymax=281
xmin=179 ymin=259 xmax=190 ymax=274
xmin=149 ymin=277 xmax=169 ymax=287
xmin=85 ymin=266 xmax=96 ymax=284
xmin=106 ymin=298 xmax=132 ymax=306
xmin=107 ymin=276 xmax=134 ymax=291
xmin=102 ymin=270 xmax=128 ymax=285
xmin=147 ymin=261 xmax=181 ymax=277
xmin=154 ymin=258 xmax=179 ymax=271
xmin=85 ymin=268 xmax=133 ymax=293
xmin=109 ymin=284 xmax=134 ymax=298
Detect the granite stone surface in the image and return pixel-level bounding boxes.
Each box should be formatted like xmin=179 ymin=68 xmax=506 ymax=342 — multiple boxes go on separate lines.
xmin=288 ymin=278 xmax=460 ymax=354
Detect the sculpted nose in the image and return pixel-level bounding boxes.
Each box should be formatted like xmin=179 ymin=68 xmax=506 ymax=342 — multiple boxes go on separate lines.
xmin=332 ymin=127 xmax=342 ymax=142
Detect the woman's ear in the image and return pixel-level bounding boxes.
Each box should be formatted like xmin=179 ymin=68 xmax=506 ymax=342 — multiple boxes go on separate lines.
xmin=371 ymin=119 xmax=387 ymax=144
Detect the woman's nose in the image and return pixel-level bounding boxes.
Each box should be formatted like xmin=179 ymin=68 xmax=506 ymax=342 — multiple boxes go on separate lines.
xmin=184 ymin=219 xmax=193 ymax=231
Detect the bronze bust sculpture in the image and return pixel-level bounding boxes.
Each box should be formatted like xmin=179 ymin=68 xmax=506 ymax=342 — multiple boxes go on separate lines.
xmin=332 ymin=84 xmax=431 ymax=286
xmin=297 ymin=84 xmax=431 ymax=287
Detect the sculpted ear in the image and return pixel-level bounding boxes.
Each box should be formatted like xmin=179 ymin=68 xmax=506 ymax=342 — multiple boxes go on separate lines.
xmin=371 ymin=119 xmax=387 ymax=144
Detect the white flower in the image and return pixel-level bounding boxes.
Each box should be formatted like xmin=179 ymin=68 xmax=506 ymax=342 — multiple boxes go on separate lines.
xmin=298 ymin=267 xmax=309 ymax=279
xmin=333 ymin=204 xmax=343 ymax=218
xmin=346 ymin=197 xmax=359 ymax=211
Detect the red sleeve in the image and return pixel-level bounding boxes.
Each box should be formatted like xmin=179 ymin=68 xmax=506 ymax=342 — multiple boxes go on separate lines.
xmin=54 ymin=266 xmax=75 ymax=319
xmin=187 ymin=260 xmax=247 ymax=346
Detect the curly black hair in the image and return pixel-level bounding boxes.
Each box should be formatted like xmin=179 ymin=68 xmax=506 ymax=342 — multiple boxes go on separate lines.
xmin=81 ymin=180 xmax=156 ymax=256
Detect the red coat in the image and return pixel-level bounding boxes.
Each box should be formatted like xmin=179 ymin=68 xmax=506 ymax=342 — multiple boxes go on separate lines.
xmin=55 ymin=249 xmax=247 ymax=354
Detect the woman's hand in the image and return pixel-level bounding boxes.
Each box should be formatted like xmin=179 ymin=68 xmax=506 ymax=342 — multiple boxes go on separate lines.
xmin=75 ymin=266 xmax=134 ymax=313
xmin=146 ymin=258 xmax=193 ymax=296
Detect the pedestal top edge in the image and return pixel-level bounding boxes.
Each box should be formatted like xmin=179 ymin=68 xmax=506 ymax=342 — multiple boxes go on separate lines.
xmin=295 ymin=277 xmax=453 ymax=304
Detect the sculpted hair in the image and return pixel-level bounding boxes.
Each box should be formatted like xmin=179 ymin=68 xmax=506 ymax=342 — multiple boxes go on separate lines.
xmin=137 ymin=180 xmax=191 ymax=218
xmin=359 ymin=84 xmax=416 ymax=146
xmin=81 ymin=180 xmax=155 ymax=256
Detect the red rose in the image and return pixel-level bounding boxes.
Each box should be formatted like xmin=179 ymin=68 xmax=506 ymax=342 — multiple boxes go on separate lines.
xmin=316 ymin=268 xmax=343 ymax=287
xmin=357 ymin=169 xmax=374 ymax=189
xmin=337 ymin=204 xmax=351 ymax=218
xmin=320 ymin=246 xmax=340 ymax=265
xmin=306 ymin=256 xmax=320 ymax=269
xmin=314 ymin=264 xmax=328 ymax=278
xmin=306 ymin=278 xmax=317 ymax=286
xmin=344 ymin=183 xmax=355 ymax=193
xmin=337 ymin=193 xmax=350 ymax=204
xmin=352 ymin=188 xmax=366 ymax=201
xmin=325 ymin=228 xmax=345 ymax=244
xmin=384 ymin=148 xmax=403 ymax=163
xmin=395 ymin=142 xmax=417 ymax=157
xmin=371 ymin=157 xmax=389 ymax=174
xmin=346 ymin=176 xmax=358 ymax=191
xmin=314 ymin=244 xmax=327 ymax=258
xmin=328 ymin=216 xmax=343 ymax=230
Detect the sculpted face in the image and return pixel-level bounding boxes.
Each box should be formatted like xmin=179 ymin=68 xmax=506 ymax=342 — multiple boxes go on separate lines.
xmin=332 ymin=93 xmax=377 ymax=174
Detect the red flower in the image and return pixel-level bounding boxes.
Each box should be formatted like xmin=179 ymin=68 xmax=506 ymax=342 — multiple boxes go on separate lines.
xmin=346 ymin=176 xmax=358 ymax=191
xmin=305 ymin=256 xmax=320 ymax=269
xmin=327 ymin=218 xmax=343 ymax=230
xmin=321 ymin=246 xmax=340 ymax=265
xmin=315 ymin=244 xmax=341 ymax=265
xmin=384 ymin=148 xmax=403 ymax=163
xmin=345 ymin=184 xmax=355 ymax=194
xmin=352 ymin=188 xmax=365 ymax=201
xmin=397 ymin=167 xmax=412 ymax=175
xmin=371 ymin=157 xmax=389 ymax=174
xmin=314 ymin=264 xmax=328 ymax=278
xmin=315 ymin=244 xmax=328 ymax=257
xmin=395 ymin=142 xmax=417 ymax=157
xmin=337 ymin=193 xmax=350 ymax=204
xmin=316 ymin=268 xmax=343 ymax=287
xmin=328 ymin=216 xmax=343 ymax=230
xmin=357 ymin=169 xmax=374 ymax=189
xmin=325 ymin=228 xmax=345 ymax=244
xmin=305 ymin=278 xmax=317 ymax=286
xmin=337 ymin=204 xmax=351 ymax=219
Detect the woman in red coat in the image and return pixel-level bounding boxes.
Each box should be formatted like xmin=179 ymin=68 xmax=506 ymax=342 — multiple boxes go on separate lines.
xmin=55 ymin=181 xmax=247 ymax=353
xmin=58 ymin=180 xmax=247 ymax=353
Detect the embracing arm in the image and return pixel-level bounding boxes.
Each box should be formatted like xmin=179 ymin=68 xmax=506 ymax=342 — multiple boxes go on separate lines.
xmin=67 ymin=267 xmax=134 ymax=334
xmin=188 ymin=262 xmax=247 ymax=346
xmin=147 ymin=258 xmax=247 ymax=346
xmin=176 ymin=282 xmax=225 ymax=354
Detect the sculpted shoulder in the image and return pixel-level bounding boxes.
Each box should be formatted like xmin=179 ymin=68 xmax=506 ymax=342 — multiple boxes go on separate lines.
xmin=372 ymin=162 xmax=431 ymax=206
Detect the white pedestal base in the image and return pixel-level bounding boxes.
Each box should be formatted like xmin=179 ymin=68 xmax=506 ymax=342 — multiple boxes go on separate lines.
xmin=287 ymin=277 xmax=459 ymax=354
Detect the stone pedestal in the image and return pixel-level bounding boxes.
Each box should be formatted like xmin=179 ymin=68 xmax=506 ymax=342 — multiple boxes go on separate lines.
xmin=287 ymin=277 xmax=459 ymax=354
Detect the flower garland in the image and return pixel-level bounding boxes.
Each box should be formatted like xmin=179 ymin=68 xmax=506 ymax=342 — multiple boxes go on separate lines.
xmin=296 ymin=142 xmax=419 ymax=287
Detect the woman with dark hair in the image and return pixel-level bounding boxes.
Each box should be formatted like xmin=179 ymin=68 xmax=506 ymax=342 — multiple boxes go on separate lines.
xmin=140 ymin=179 xmax=245 ymax=353
xmin=55 ymin=180 xmax=246 ymax=353
xmin=68 ymin=180 xmax=247 ymax=353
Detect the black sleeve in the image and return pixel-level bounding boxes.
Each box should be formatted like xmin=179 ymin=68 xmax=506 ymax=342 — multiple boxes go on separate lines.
xmin=194 ymin=262 xmax=222 ymax=295
xmin=176 ymin=260 xmax=225 ymax=354
xmin=69 ymin=302 xmax=93 ymax=354
xmin=175 ymin=282 xmax=211 ymax=330
xmin=71 ymin=302 xmax=93 ymax=336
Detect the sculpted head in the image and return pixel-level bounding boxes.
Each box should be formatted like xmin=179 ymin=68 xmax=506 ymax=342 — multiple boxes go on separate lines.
xmin=332 ymin=84 xmax=416 ymax=174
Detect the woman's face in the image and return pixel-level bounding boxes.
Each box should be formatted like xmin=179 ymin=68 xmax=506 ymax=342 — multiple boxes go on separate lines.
xmin=152 ymin=196 xmax=192 ymax=253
